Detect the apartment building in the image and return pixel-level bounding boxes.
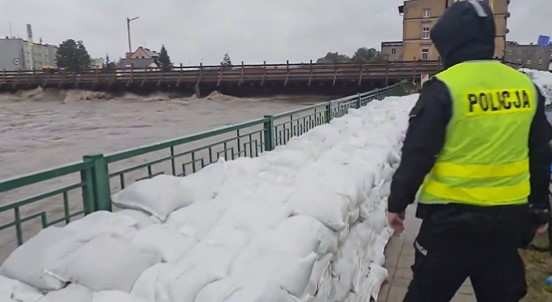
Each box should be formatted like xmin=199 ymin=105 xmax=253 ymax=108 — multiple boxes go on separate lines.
xmin=504 ymin=41 xmax=552 ymax=71
xmin=399 ymin=0 xmax=510 ymax=61
xmin=0 ymin=37 xmax=57 ymax=71
xmin=380 ymin=41 xmax=404 ymax=61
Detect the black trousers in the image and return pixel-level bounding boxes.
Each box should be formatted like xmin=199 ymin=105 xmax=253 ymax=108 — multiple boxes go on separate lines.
xmin=403 ymin=206 xmax=529 ymax=302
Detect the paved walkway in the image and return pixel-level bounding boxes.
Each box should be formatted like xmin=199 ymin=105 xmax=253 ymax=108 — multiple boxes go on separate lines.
xmin=378 ymin=205 xmax=476 ymax=302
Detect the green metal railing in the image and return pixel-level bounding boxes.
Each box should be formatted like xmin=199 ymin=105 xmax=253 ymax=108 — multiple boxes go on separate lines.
xmin=0 ymin=81 xmax=412 ymax=253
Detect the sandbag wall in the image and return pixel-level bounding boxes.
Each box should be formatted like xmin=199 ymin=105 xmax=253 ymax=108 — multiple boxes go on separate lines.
xmin=0 ymin=95 xmax=418 ymax=302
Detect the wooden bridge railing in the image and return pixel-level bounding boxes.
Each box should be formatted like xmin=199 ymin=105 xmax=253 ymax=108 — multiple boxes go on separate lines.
xmin=0 ymin=60 xmax=444 ymax=89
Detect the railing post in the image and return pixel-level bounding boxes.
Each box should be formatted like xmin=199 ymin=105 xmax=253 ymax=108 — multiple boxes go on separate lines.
xmin=263 ymin=116 xmax=275 ymax=151
xmin=326 ymin=102 xmax=334 ymax=123
xmin=356 ymin=93 xmax=362 ymax=108
xmin=83 ymin=154 xmax=112 ymax=212
xmin=81 ymin=157 xmax=97 ymax=214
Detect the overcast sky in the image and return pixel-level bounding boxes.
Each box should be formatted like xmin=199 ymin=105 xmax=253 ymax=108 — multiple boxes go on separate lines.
xmin=1 ymin=0 xmax=550 ymax=65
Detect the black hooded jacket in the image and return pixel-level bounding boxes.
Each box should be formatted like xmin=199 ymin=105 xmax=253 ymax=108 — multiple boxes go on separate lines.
xmin=387 ymin=1 xmax=552 ymax=218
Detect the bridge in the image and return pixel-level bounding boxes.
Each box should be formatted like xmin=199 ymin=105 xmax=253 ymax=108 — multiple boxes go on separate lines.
xmin=0 ymin=60 xmax=443 ymax=96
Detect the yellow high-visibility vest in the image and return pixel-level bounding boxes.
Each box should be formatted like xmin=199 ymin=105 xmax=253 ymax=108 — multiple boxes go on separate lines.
xmin=418 ymin=61 xmax=537 ymax=206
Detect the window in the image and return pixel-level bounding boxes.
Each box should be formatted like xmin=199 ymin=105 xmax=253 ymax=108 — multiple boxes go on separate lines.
xmin=423 ymin=9 xmax=431 ymax=18
xmin=539 ymin=59 xmax=544 ymax=65
xmin=527 ymin=50 xmax=532 ymax=55
xmin=391 ymin=48 xmax=397 ymax=55
xmin=421 ymin=49 xmax=430 ymax=61
xmin=422 ymin=27 xmax=430 ymax=39
xmin=507 ymin=50 xmax=512 ymax=55
xmin=526 ymin=59 xmax=532 ymax=65
xmin=517 ymin=50 xmax=522 ymax=55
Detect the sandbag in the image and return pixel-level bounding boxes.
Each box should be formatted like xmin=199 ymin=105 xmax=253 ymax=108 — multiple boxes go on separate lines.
xmin=0 ymin=275 xmax=43 ymax=302
xmin=130 ymin=263 xmax=172 ymax=302
xmin=64 ymin=211 xmax=139 ymax=242
xmin=290 ymin=180 xmax=351 ymax=232
xmin=260 ymin=148 xmax=310 ymax=171
xmin=0 ymin=227 xmax=81 ymax=290
xmin=114 ymin=208 xmax=158 ymax=229
xmin=268 ymin=215 xmax=338 ymax=257
xmin=131 ymin=224 xmax=197 ymax=262
xmin=42 ymin=284 xmax=92 ymax=302
xmin=111 ymin=175 xmax=195 ymax=222
xmin=112 ymin=158 xmax=228 ymax=222
xmin=92 ymin=291 xmax=148 ymax=302
xmin=169 ymin=269 xmax=225 ymax=302
xmin=45 ymin=235 xmax=161 ymax=292
xmin=195 ymin=279 xmax=242 ymax=302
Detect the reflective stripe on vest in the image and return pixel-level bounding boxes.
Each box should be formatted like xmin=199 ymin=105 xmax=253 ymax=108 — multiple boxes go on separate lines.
xmin=418 ymin=61 xmax=537 ymax=206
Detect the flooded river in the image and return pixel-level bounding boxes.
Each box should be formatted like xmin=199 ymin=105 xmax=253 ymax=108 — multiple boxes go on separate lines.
xmin=0 ymin=90 xmax=329 ymax=179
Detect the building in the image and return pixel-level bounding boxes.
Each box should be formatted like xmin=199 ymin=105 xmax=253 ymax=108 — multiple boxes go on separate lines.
xmin=504 ymin=41 xmax=552 ymax=70
xmin=90 ymin=58 xmax=105 ymax=69
xmin=0 ymin=37 xmax=57 ymax=71
xmin=380 ymin=41 xmax=404 ymax=61
xmin=117 ymin=47 xmax=160 ymax=69
xmin=399 ymin=0 xmax=510 ymax=61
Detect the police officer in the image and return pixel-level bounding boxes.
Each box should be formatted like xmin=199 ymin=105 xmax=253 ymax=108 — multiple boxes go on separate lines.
xmin=387 ymin=1 xmax=552 ymax=301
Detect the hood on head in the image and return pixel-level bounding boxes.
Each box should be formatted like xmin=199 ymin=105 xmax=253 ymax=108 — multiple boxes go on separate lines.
xmin=430 ymin=0 xmax=496 ymax=68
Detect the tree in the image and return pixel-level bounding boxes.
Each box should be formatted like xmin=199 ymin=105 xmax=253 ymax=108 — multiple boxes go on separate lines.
xmin=221 ymin=53 xmax=232 ymax=66
xmin=104 ymin=53 xmax=116 ymax=70
xmin=158 ymin=45 xmax=172 ymax=71
xmin=56 ymin=39 xmax=91 ymax=72
xmin=316 ymin=52 xmax=350 ymax=63
xmin=351 ymin=47 xmax=379 ymax=62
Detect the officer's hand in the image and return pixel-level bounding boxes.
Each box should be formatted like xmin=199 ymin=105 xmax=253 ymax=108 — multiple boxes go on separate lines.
xmin=536 ymin=223 xmax=549 ymax=235
xmin=387 ymin=212 xmax=405 ymax=233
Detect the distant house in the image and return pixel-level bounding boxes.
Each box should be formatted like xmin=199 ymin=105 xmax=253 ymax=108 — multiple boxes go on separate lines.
xmin=504 ymin=41 xmax=552 ymax=71
xmin=117 ymin=46 xmax=160 ymax=69
xmin=380 ymin=41 xmax=403 ymax=62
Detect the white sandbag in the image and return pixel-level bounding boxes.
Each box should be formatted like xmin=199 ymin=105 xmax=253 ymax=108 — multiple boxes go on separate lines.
xmin=372 ymin=228 xmax=394 ymax=267
xmin=42 ymin=284 xmax=92 ymax=302
xmin=169 ymin=269 xmax=225 ymax=302
xmin=0 ymin=276 xmax=43 ymax=302
xmin=305 ymin=124 xmax=342 ymax=147
xmin=223 ymin=284 xmax=300 ymax=302
xmin=0 ymin=227 xmax=81 ymax=290
xmin=278 ymin=253 xmax=317 ymax=297
xmin=290 ymin=181 xmax=351 ymax=232
xmin=179 ymin=157 xmax=228 ymax=200
xmin=231 ymin=251 xmax=317 ymax=299
xmin=112 ymin=158 xmax=229 ymax=221
xmin=349 ymin=207 xmax=361 ymax=225
xmin=64 ymin=211 xmax=139 ymax=242
xmin=303 ymin=254 xmax=333 ymax=298
xmin=92 ymin=291 xmax=148 ymax=302
xmin=45 ymin=235 xmax=161 ymax=292
xmin=224 ymin=156 xmax=270 ymax=177
xmin=283 ymin=137 xmax=326 ymax=161
xmin=111 ymin=175 xmax=195 ymax=222
xmin=131 ymin=224 xmax=197 ymax=262
xmin=214 ymin=183 xmax=294 ymax=233
xmin=166 ymin=196 xmax=235 ymax=240
xmin=257 ymin=165 xmax=297 ymax=185
xmin=331 ymin=251 xmax=359 ymax=301
xmin=360 ymin=264 xmax=389 ymax=302
xmin=212 ymin=174 xmax=259 ymax=203
xmin=130 ymin=263 xmax=173 ymax=302
xmin=195 ymin=279 xmax=242 ymax=302
xmin=114 ymin=208 xmax=158 ymax=229
xmin=269 ymin=215 xmax=338 ymax=257
xmin=260 ymin=148 xmax=309 ymax=170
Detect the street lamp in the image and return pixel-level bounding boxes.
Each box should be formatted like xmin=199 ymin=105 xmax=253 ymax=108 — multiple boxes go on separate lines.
xmin=127 ymin=16 xmax=140 ymax=54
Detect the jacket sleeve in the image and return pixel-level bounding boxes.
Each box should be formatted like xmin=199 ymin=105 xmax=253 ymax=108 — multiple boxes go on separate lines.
xmin=527 ymin=85 xmax=552 ymax=210
xmin=387 ymin=79 xmax=452 ymax=213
